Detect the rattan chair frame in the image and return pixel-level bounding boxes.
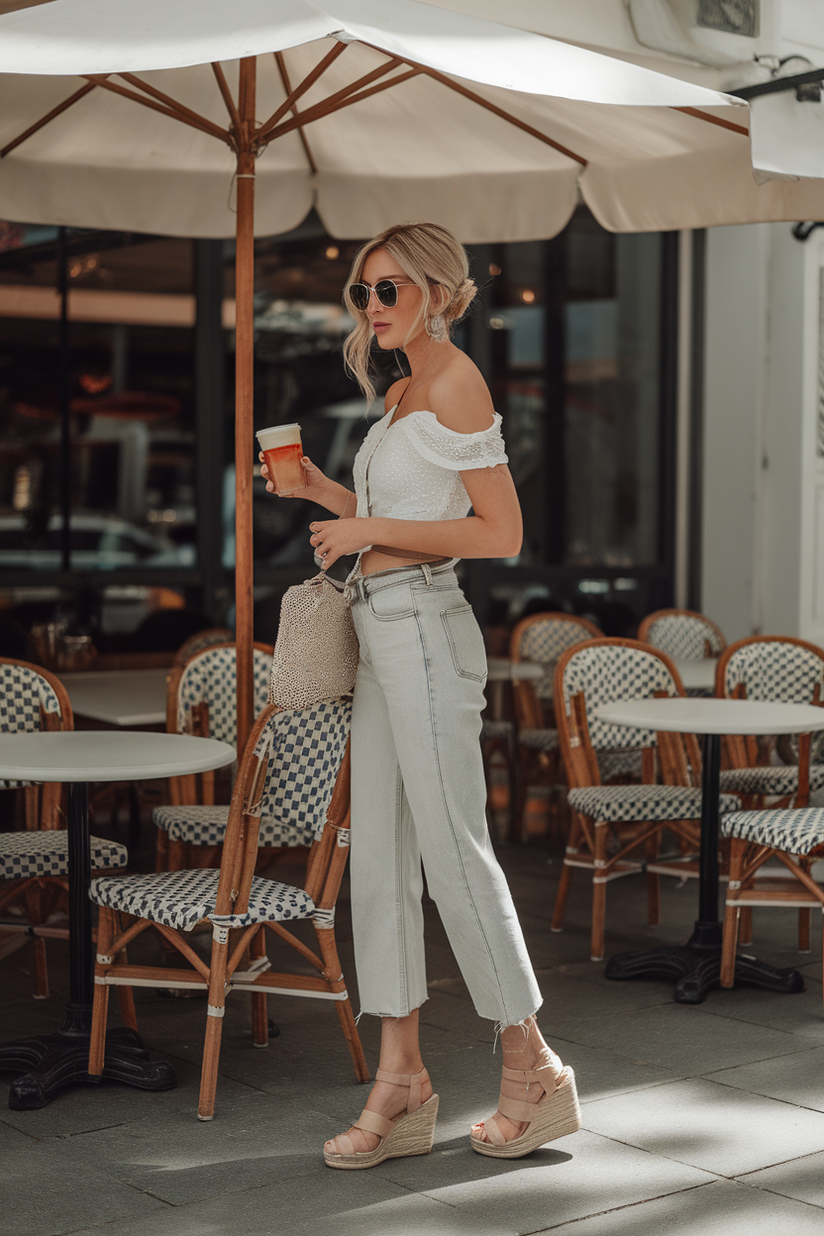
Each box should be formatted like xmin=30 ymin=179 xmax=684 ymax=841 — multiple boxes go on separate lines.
xmin=90 ymin=702 xmax=369 ymax=1120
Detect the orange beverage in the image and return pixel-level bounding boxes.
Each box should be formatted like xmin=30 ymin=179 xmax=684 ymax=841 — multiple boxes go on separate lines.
xmin=256 ymin=423 xmax=306 ymax=495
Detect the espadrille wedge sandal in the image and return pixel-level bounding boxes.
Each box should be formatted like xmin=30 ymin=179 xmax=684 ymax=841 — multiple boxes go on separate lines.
xmin=324 ymin=1066 xmax=439 ymax=1170
xmin=470 ymin=1053 xmax=581 ymax=1159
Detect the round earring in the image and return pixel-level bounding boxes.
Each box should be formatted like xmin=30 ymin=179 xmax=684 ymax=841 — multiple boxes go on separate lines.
xmin=426 ymin=313 xmax=448 ymax=343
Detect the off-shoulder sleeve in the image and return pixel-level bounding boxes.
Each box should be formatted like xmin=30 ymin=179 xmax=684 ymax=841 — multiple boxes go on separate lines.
xmin=400 ymin=410 xmax=508 ymax=471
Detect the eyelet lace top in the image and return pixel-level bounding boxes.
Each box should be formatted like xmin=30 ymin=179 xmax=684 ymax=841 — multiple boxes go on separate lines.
xmin=353 ymin=406 xmax=508 ymax=525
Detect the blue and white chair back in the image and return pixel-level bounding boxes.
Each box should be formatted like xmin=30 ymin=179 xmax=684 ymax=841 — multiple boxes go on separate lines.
xmin=640 ymin=610 xmax=725 ymax=661
xmin=514 ymin=614 xmax=602 ymax=702
xmin=0 ymin=659 xmax=71 ymax=792
xmin=176 ymin=644 xmax=272 ymax=746
xmin=721 ymin=637 xmax=824 ymax=705
xmin=557 ymin=639 xmax=681 ymax=755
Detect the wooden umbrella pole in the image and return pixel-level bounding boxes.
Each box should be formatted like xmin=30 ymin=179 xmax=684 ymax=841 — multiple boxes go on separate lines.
xmin=234 ymin=56 xmax=257 ymax=754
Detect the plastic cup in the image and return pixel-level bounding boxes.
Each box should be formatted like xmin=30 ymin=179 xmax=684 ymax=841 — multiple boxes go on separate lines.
xmin=256 ymin=423 xmax=306 ymax=495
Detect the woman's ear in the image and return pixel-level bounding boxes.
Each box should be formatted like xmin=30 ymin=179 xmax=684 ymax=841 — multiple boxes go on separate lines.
xmin=429 ymin=284 xmax=448 ymax=314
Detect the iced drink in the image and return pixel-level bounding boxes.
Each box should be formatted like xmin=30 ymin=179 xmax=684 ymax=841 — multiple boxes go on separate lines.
xmin=256 ymin=423 xmax=306 ymax=495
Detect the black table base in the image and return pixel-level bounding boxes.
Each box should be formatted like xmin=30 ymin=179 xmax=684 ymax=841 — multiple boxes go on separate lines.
xmin=0 ymin=1003 xmax=176 ymax=1110
xmin=606 ymin=933 xmax=805 ymax=1005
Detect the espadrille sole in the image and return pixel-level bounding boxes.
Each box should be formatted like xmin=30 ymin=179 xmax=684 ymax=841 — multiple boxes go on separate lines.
xmin=324 ymin=1094 xmax=439 ymax=1170
xmin=470 ymin=1070 xmax=581 ymax=1159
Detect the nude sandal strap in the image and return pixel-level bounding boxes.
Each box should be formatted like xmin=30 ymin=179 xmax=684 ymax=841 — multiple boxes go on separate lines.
xmin=375 ymin=1065 xmax=427 ymax=1112
xmin=354 ymin=1108 xmax=394 ymax=1139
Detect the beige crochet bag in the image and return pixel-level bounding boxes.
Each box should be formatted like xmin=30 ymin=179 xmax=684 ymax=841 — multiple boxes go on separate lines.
xmin=268 ymin=571 xmax=359 ymax=710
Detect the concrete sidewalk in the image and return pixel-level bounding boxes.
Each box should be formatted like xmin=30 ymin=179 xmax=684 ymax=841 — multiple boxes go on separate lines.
xmin=3 ymin=846 xmax=824 ymax=1236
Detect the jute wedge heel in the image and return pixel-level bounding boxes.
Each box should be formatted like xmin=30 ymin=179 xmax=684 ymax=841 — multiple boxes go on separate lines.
xmin=324 ymin=1065 xmax=439 ymax=1170
xmin=470 ymin=1058 xmax=581 ymax=1159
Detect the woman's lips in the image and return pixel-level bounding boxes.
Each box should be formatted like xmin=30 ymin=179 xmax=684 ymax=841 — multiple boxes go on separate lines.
xmin=372 ymin=322 xmax=391 ymax=333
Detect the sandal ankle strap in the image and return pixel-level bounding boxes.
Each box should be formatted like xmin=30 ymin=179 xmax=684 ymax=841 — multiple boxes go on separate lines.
xmin=375 ymin=1065 xmax=428 ymax=1112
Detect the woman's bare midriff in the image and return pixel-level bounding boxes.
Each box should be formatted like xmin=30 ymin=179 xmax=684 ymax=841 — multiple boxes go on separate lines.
xmin=360 ymin=547 xmax=446 ymax=575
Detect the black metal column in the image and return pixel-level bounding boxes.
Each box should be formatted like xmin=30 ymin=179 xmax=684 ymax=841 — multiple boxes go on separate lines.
xmin=57 ymin=226 xmax=71 ymax=574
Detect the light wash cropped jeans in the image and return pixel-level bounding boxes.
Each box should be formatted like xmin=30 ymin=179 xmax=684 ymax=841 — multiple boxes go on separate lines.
xmin=347 ymin=559 xmax=542 ymax=1026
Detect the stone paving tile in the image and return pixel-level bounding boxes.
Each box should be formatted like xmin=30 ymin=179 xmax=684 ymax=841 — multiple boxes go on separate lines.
xmin=409 ymin=1129 xmax=715 ymax=1234
xmin=3 ymin=1133 xmax=167 ymax=1236
xmin=582 ymin=1077 xmax=824 ymax=1176
xmin=537 ymin=1179 xmax=824 ymax=1235
xmin=708 ymin=1044 xmax=824 ymax=1112
xmin=549 ymin=1002 xmax=811 ymax=1073
xmin=699 ymin=981 xmax=824 ymax=1042
xmin=54 ymin=1091 xmax=341 ymax=1206
xmin=738 ymin=1149 xmax=824 ymax=1208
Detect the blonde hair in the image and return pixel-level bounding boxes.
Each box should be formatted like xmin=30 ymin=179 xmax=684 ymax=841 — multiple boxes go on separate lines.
xmin=342 ymin=221 xmax=477 ymax=404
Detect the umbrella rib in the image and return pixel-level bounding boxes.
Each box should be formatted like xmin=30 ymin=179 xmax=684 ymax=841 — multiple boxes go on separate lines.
xmin=0 ymin=81 xmax=99 ymax=159
xmin=263 ymin=68 xmax=422 ymax=142
xmin=259 ymin=58 xmax=404 ymax=144
xmin=116 ymin=72 xmax=230 ymax=142
xmin=212 ymin=62 xmax=242 ymax=136
xmin=388 ymin=56 xmax=588 ymax=166
xmin=673 ymin=107 xmax=749 ymax=136
xmin=258 ymin=41 xmax=348 ymax=139
xmin=84 ymin=76 xmax=229 ymax=143
xmin=274 ymin=52 xmax=317 ymax=174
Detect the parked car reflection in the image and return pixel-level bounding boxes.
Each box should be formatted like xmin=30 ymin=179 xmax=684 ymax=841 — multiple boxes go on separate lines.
xmin=0 ymin=513 xmax=195 ymax=569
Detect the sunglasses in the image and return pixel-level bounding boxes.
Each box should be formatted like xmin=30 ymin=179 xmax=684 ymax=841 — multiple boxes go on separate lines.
xmin=348 ymin=279 xmax=416 ymax=311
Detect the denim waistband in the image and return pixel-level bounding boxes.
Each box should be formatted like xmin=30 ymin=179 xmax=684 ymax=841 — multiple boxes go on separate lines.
xmin=345 ymin=558 xmax=458 ymax=604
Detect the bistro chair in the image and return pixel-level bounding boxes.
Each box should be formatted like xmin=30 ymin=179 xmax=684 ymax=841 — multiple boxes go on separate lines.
xmin=0 ymin=658 xmax=128 ymax=998
xmin=173 ymin=627 xmax=235 ymax=667
xmin=716 ymin=636 xmax=824 ymax=952
xmin=508 ymin=613 xmax=604 ymax=842
xmin=155 ymin=642 xmax=273 ymax=871
xmin=552 ymin=638 xmax=740 ymax=962
xmin=89 ymin=698 xmax=368 ymax=1120
xmin=721 ymin=806 xmax=824 ymax=998
xmin=638 ymin=608 xmax=727 ymax=661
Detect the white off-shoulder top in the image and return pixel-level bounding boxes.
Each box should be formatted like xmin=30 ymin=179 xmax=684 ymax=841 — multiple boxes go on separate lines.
xmin=353 ymin=406 xmax=508 ymax=526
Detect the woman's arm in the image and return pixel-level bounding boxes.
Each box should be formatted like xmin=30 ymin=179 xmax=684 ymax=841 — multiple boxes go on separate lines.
xmin=310 ymin=463 xmax=522 ymax=567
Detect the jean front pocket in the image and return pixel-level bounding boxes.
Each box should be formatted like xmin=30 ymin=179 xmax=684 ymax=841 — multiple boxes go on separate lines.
xmin=367 ymin=583 xmax=416 ymax=622
xmin=441 ymin=604 xmax=487 ymax=682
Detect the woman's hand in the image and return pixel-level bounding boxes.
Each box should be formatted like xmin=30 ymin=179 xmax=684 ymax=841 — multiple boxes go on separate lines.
xmin=309 ymin=518 xmax=371 ymax=569
xmin=260 ymin=453 xmax=330 ymax=501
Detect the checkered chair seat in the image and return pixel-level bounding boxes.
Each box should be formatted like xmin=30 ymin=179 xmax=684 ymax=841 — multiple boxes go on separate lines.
xmin=568 ymin=784 xmax=740 ymax=824
xmin=90 ymin=867 xmax=314 ymax=933
xmin=721 ymin=807 xmax=824 ymax=855
xmin=719 ymin=764 xmax=824 ymax=797
xmin=1 ymin=831 xmax=127 ymax=880
xmin=519 ymin=727 xmax=559 ymax=751
xmin=481 ymin=719 xmax=515 ymax=742
xmin=152 ymin=804 xmax=310 ymax=849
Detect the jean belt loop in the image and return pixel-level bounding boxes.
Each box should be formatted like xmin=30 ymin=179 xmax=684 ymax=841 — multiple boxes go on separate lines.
xmin=421 ymin=563 xmax=433 ymax=586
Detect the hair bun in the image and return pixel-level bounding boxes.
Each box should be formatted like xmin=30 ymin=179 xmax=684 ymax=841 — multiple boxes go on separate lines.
xmin=449 ymin=277 xmax=477 ymax=322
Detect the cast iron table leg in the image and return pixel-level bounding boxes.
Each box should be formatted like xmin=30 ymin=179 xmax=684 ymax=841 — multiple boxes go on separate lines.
xmin=0 ymin=782 xmax=176 ymax=1108
xmin=605 ymin=733 xmax=805 ymax=1004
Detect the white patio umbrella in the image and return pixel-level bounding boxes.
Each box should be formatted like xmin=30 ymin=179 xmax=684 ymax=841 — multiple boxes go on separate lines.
xmin=0 ymin=0 xmax=783 ymax=748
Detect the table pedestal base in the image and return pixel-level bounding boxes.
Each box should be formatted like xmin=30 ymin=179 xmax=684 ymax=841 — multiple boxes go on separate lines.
xmin=606 ymin=921 xmax=805 ymax=1005
xmin=0 ymin=1004 xmax=176 ymax=1110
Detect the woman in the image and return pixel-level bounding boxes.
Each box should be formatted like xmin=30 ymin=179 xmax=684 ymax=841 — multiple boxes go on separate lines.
xmin=262 ymin=222 xmax=579 ymax=1168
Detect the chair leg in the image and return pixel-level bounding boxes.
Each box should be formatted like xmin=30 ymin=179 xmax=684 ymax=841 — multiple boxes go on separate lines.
xmin=115 ymin=919 xmax=138 ymax=1032
xmin=250 ymin=928 xmax=269 ymax=1048
xmin=551 ymin=817 xmax=581 ymax=933
xmin=89 ymin=909 xmax=114 ymax=1077
xmin=315 ymin=925 xmax=369 ymax=1083
xmin=645 ymin=830 xmax=660 ymax=927
xmin=720 ymin=840 xmax=745 ymax=988
xmin=590 ymin=823 xmax=608 ymax=962
xmin=738 ymin=907 xmax=753 ymax=948
xmin=198 ymin=928 xmax=229 ymax=1121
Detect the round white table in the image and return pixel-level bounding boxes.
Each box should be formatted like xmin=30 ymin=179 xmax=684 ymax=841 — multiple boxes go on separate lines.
xmin=594 ymin=697 xmax=824 ymax=1004
xmin=0 ymin=731 xmax=236 ymax=1110
xmin=486 ymin=658 xmax=544 ymax=721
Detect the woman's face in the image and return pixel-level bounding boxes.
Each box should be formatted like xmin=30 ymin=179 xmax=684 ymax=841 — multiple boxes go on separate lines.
xmin=357 ymin=247 xmax=425 ymax=351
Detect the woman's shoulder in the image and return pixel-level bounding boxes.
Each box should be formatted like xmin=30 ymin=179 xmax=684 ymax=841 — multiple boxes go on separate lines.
xmin=426 ymin=356 xmax=495 ymax=435
xmin=384 ymin=376 xmax=411 ymax=414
